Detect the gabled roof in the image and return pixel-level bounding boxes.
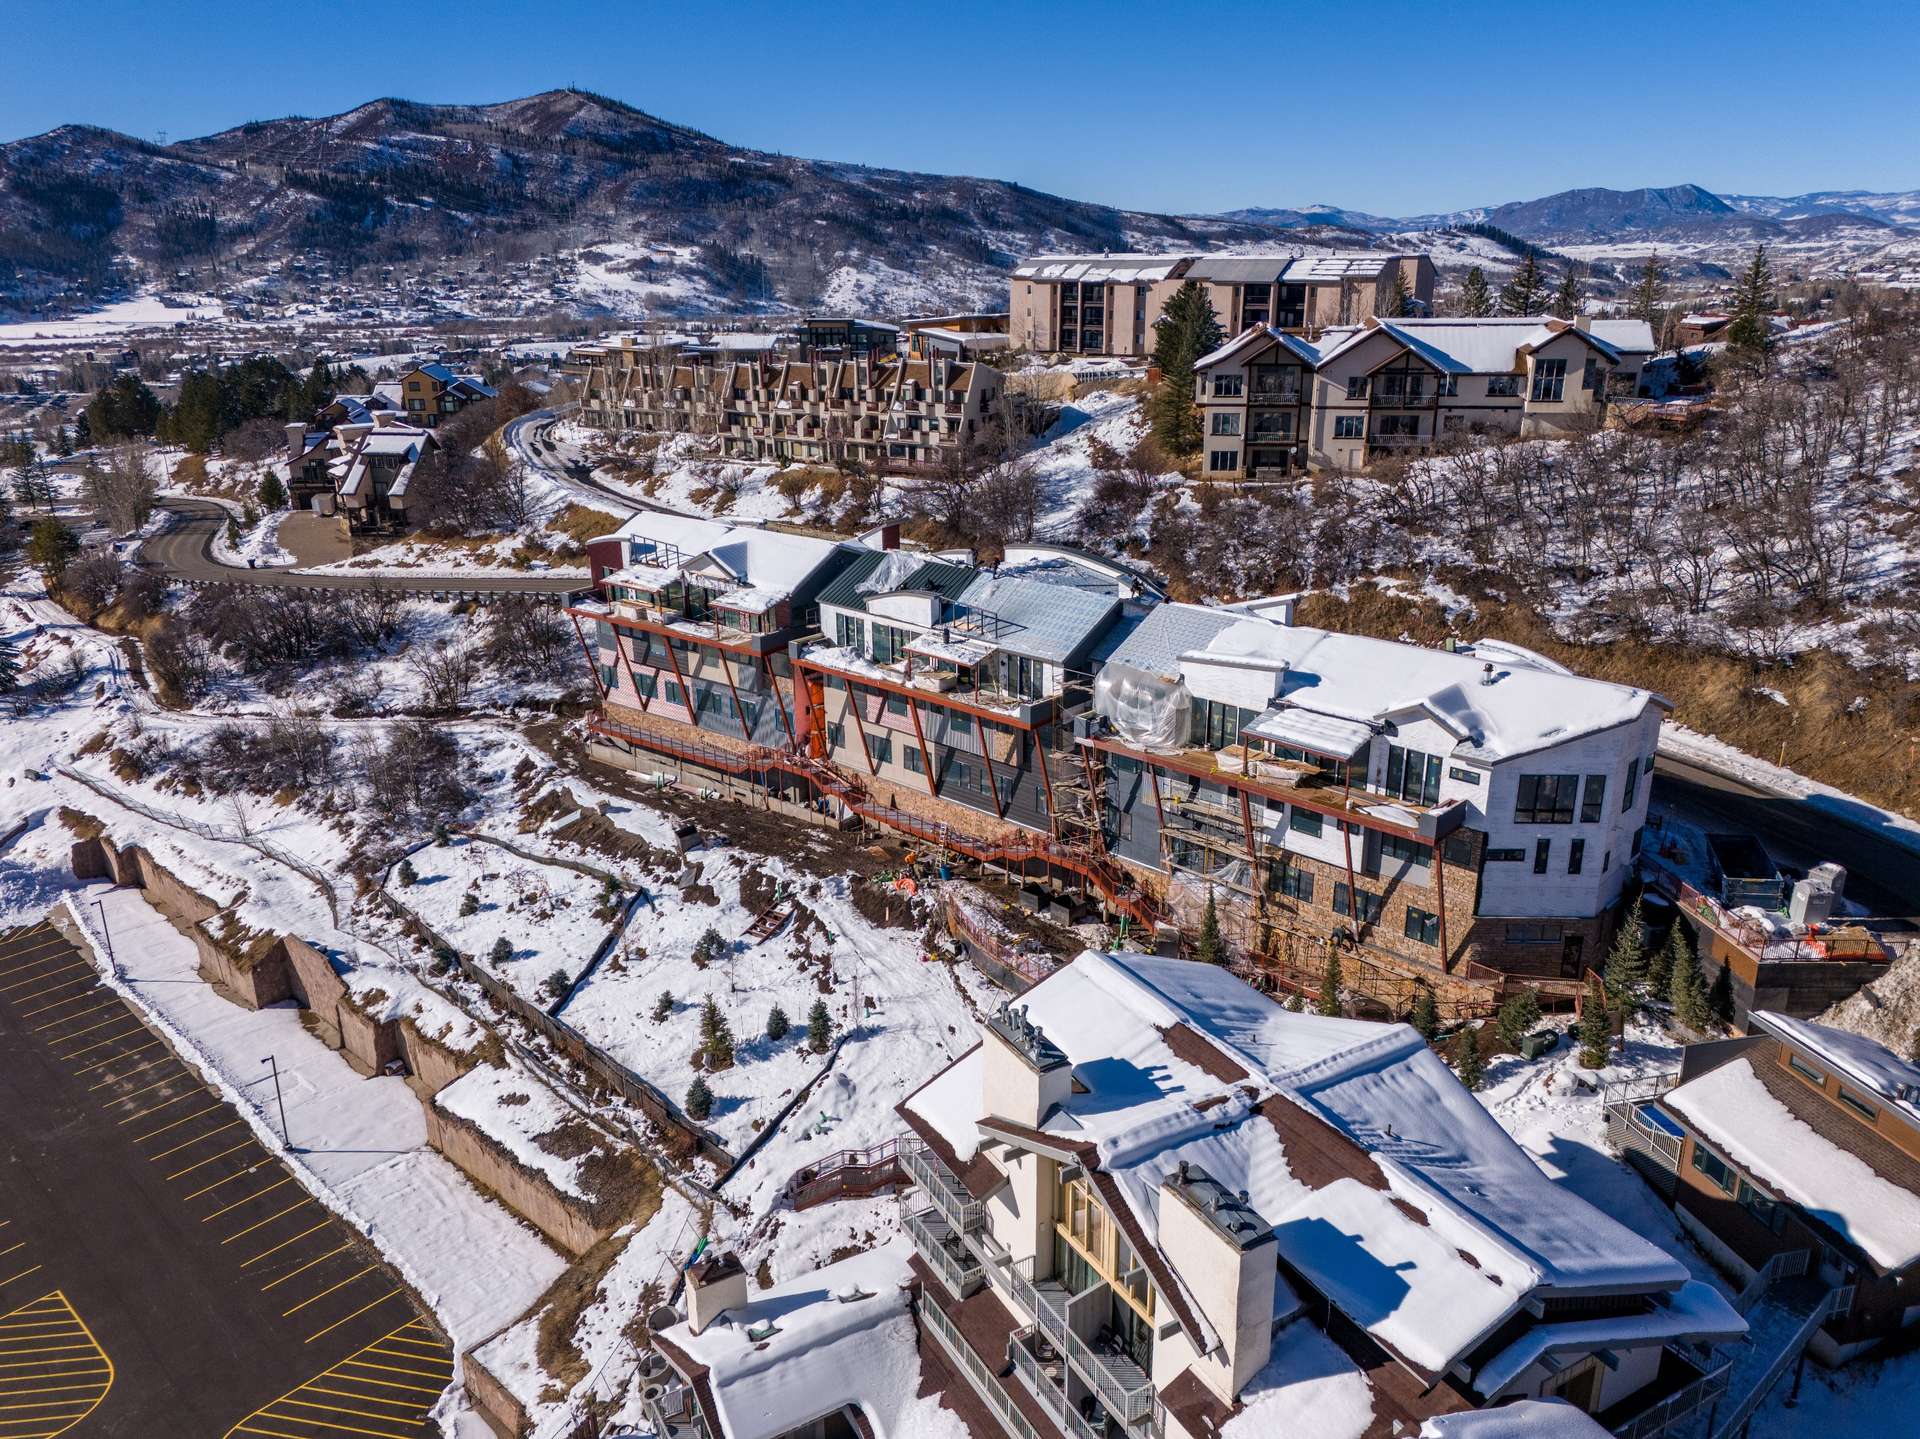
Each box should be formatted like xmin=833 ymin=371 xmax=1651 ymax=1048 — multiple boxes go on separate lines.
xmin=903 ymin=951 xmax=1698 ymax=1382
xmin=814 ymin=549 xmax=975 ymax=615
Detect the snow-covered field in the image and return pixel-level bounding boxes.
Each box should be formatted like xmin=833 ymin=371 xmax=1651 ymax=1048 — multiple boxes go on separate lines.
xmin=0 ymin=290 xmax=225 ymax=346
xmin=401 ymin=835 xmax=618 ymax=1005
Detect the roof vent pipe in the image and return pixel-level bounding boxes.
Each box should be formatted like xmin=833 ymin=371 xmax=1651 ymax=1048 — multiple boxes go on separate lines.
xmin=1480 ymin=662 xmax=1497 ymax=687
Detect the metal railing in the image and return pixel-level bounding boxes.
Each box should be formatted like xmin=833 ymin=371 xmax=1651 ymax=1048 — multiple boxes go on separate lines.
xmin=1711 ymin=1289 xmax=1840 ymax=1439
xmin=902 ymin=1140 xmax=985 ymax=1233
xmin=905 ymin=1205 xmax=985 ymax=1300
xmin=1611 ymin=1348 xmax=1731 ymax=1439
xmin=1734 ymin=1249 xmax=1809 ymax=1315
xmin=1005 ymin=1266 xmax=1152 ymax=1424
xmin=920 ymin=1296 xmax=1044 ymax=1439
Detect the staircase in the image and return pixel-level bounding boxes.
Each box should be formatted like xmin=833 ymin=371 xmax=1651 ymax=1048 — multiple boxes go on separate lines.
xmin=1711 ymin=1278 xmax=1843 ymax=1439
xmin=783 ymin=1138 xmax=909 ymax=1210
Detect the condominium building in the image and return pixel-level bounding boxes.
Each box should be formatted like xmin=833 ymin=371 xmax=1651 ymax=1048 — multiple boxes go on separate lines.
xmin=898 ymin=951 xmax=1743 ymax=1438
xmin=1086 ymin=602 xmax=1665 ymax=1001
xmin=1009 ymin=251 xmax=1436 ymax=358
xmin=1194 ymin=316 xmax=1658 ymax=476
xmin=280 ymin=410 xmax=443 ymax=531
xmin=571 ymin=319 xmax=1011 ymax=473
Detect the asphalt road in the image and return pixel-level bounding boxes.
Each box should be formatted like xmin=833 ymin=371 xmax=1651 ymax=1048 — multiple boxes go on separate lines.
xmin=0 ymin=919 xmax=451 ymax=1438
xmin=1651 ymin=753 xmax=1919 ymax=916
xmin=143 ymin=496 xmax=588 ymax=595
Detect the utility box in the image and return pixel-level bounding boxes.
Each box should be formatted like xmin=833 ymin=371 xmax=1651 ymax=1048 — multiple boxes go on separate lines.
xmin=1789 ymin=880 xmax=1837 ymax=928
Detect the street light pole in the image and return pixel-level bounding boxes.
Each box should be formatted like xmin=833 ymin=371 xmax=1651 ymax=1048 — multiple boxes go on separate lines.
xmin=262 ymin=1054 xmax=290 ymax=1150
xmin=94 ymin=898 xmax=113 ymax=964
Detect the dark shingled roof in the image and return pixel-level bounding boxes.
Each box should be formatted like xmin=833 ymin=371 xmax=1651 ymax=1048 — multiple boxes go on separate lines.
xmin=814 ymin=549 xmax=976 ymax=615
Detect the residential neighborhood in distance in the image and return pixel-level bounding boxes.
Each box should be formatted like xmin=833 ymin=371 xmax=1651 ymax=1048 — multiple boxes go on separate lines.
xmin=3 ymin=9 xmax=1919 ymax=1439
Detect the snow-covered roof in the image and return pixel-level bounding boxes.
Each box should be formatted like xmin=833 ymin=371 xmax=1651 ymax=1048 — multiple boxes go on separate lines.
xmin=656 ymin=1239 xmax=948 ymax=1439
xmin=1666 ymin=1050 xmax=1920 ymax=1270
xmin=1420 ymin=1400 xmax=1615 ymax=1438
xmin=1242 ymin=704 xmax=1375 ymax=759
xmin=1113 ymin=607 xmax=1659 ymax=763
xmin=1753 ymin=1012 xmax=1920 ymax=1127
xmin=953 ymin=570 xmax=1120 ymax=665
xmin=1470 ymin=1279 xmax=1743 ymax=1396
xmin=1012 ymin=253 xmax=1185 ymax=284
xmin=904 ymin=951 xmax=1691 ymax=1379
xmin=609 ymin=512 xmax=843 ymax=601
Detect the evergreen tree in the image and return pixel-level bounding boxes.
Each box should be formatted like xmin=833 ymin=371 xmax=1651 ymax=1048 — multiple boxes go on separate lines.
xmin=1147 ymin=280 xmax=1223 ymax=456
xmin=1495 ymin=989 xmax=1542 ymax=1051
xmin=1645 ymin=920 xmax=1680 ymax=1000
xmin=1194 ymin=889 xmax=1224 ymax=966
xmin=1459 ymin=266 xmax=1494 ymax=318
xmin=765 ymin=1004 xmax=790 ymax=1042
xmin=1707 ymin=963 xmax=1736 ymax=1030
xmin=396 ymin=857 xmax=417 ymax=887
xmin=1452 ymin=1026 xmax=1485 ymax=1091
xmin=652 ymin=991 xmax=674 ymax=1023
xmin=1726 ymin=245 xmax=1776 ymax=358
xmin=258 ymin=468 xmax=287 ymax=511
xmin=0 ymin=633 xmax=17 ymax=695
xmin=1632 ymin=253 xmax=1666 ymax=325
xmin=1578 ymin=975 xmax=1613 ymax=1068
xmin=1499 ymin=251 xmax=1548 ymax=316
xmin=1670 ymin=932 xmax=1712 ymax=1031
xmin=1316 ymin=952 xmax=1344 ymax=1017
xmin=693 ymin=926 xmax=726 ymax=968
xmin=432 ymin=819 xmax=450 ymax=846
xmin=27 ymin=518 xmax=77 ymax=581
xmin=1604 ymin=901 xmax=1649 ymax=1009
xmin=489 ymin=936 xmax=513 ymax=966
xmin=1410 ymin=983 xmax=1440 ymax=1043
xmin=0 ymin=482 xmax=11 ymax=546
xmin=686 ymin=1075 xmax=714 ymax=1121
xmin=53 ymin=424 xmax=73 ymax=458
xmin=700 ymin=997 xmax=734 ymax=1069
xmin=1384 ymin=267 xmax=1414 ymax=318
xmin=1552 ymin=268 xmax=1582 ymax=318
xmin=1284 ymin=991 xmax=1305 ymax=1013
xmin=807 ymin=998 xmax=833 ymax=1053
xmin=459 ymin=892 xmax=479 ymax=917
xmin=302 ymin=360 xmax=335 ymax=412
xmin=542 ymin=969 xmax=570 ymax=1002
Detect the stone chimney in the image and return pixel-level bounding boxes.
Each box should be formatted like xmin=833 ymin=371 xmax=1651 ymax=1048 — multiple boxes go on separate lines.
xmin=981 ymin=1003 xmax=1072 ymax=1129
xmin=285 ymin=422 xmax=307 ymax=464
xmin=685 ymin=1250 xmax=749 ymax=1336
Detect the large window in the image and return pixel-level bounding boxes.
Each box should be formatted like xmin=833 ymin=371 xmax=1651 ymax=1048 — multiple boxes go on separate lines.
xmin=1383 ymin=745 xmax=1442 ymax=806
xmin=1623 ymin=756 xmax=1642 ymax=812
xmin=1208 ymin=449 xmax=1238 ymax=473
xmin=1580 ymin=774 xmax=1607 ymax=823
xmin=1053 ymin=1170 xmax=1155 ymax=1323
xmin=1374 ymin=414 xmax=1420 ymax=438
xmin=1211 ymin=412 xmax=1241 ymax=436
xmin=1568 ymin=838 xmax=1585 ymax=875
xmin=1334 ymin=415 xmax=1363 ymax=439
xmin=834 ymin=613 xmax=865 ymax=652
xmin=1531 ymin=358 xmax=1567 ymax=403
xmin=1487 ymin=375 xmax=1520 ymax=398
xmin=1690 ymin=1142 xmax=1736 ymax=1195
xmin=1194 ymin=700 xmax=1254 ymax=750
xmin=1276 ymin=864 xmax=1314 ymax=902
xmin=1333 ymin=883 xmax=1384 ymax=924
xmin=1378 ymin=833 xmax=1433 ymax=870
xmin=1211 ymin=374 xmax=1244 ymax=398
xmin=1345 ymin=376 xmax=1369 ymax=400
xmin=1514 ymin=773 xmax=1579 ymax=824
xmin=872 ymin=623 xmax=911 ymax=665
xmin=1404 ymin=907 xmax=1440 ymax=946
xmin=1533 ymin=838 xmax=1551 ymax=874
xmin=1289 ymin=807 xmax=1324 ymax=838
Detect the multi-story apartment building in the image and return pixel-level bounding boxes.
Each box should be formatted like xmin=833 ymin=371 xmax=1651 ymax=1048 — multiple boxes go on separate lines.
xmin=1009 ymin=251 xmax=1436 ymax=358
xmin=1614 ymin=1013 xmax=1920 ymax=1366
xmin=568 ymin=512 xmax=867 ymax=774
xmin=1085 ymin=602 xmax=1665 ymax=998
xmin=794 ymin=547 xmax=1144 ymax=839
xmin=392 ymin=362 xmax=496 ymax=428
xmin=897 ymin=950 xmax=1743 ymax=1437
xmin=571 ymin=319 xmax=1012 ymax=473
xmin=1194 ymin=315 xmax=1658 ymax=476
xmin=280 ymin=411 xmax=443 ymax=531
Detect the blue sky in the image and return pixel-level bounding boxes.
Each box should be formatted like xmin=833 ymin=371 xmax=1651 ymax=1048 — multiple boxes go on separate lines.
xmin=5 ymin=0 xmax=1915 ymax=215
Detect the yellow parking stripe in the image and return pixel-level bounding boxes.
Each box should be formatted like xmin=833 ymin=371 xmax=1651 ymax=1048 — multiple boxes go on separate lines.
xmin=222 ymin=1198 xmax=315 ymax=1245
xmin=6 ymin=973 xmax=93 ymax=1005
xmin=16 ymin=988 xmax=100 ymax=1020
xmin=131 ymin=1103 xmax=223 ymax=1142
xmin=72 ymin=1038 xmax=163 ymax=1075
xmin=224 ymin=1318 xmax=447 ymax=1437
xmin=276 ymin=1394 xmax=425 ymax=1426
xmin=203 ymin=1176 xmax=294 ymax=1222
xmin=281 ymin=1266 xmax=374 ymax=1317
xmin=165 ymin=1138 xmax=257 ymax=1179
xmin=41 ymin=1011 xmax=133 ymax=1045
xmin=329 ymin=1365 xmax=443 ymax=1391
xmin=53 ymin=1026 xmax=148 ymax=1061
xmin=0 ymin=956 xmax=84 ymax=990
xmin=0 ymin=1291 xmax=111 ymax=1437
xmin=0 ymin=1272 xmax=41 ymax=1293
xmin=303 ymin=1386 xmax=426 ymax=1411
xmin=87 ymin=1053 xmax=174 ymax=1088
xmin=107 ymin=1076 xmax=191 ymax=1113
xmin=182 ymin=1158 xmax=275 ymax=1202
xmin=150 ymin=1118 xmax=243 ymax=1160
xmin=305 ymin=1289 xmax=404 ymax=1344
xmin=32 ymin=1001 xmax=117 ymax=1033
xmin=240 ymin=1220 xmax=332 ymax=1267
xmin=260 ymin=1244 xmax=351 ymax=1292
xmin=0 ymin=961 xmax=87 ymax=994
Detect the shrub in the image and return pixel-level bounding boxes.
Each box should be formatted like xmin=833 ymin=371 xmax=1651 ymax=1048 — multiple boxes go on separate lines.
xmin=652 ymin=991 xmax=674 ymax=1023
xmin=700 ymin=997 xmax=735 ymax=1070
xmin=396 ymin=858 xmax=417 ymax=887
xmin=807 ymin=999 xmax=833 ymax=1054
xmin=489 ymin=936 xmax=513 ymax=965
xmin=765 ymin=1005 xmax=790 ymax=1042
xmin=542 ymin=969 xmax=570 ymax=1002
xmin=685 ymin=1076 xmax=713 ymax=1121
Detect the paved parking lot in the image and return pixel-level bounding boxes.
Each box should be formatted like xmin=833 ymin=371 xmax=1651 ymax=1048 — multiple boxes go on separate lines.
xmin=0 ymin=918 xmax=454 ymax=1437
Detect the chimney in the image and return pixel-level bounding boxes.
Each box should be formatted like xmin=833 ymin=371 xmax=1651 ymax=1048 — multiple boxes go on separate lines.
xmin=1159 ymin=1164 xmax=1276 ymax=1404
xmin=1575 ymin=314 xmax=1593 ymax=333
xmin=285 ymin=422 xmax=307 ymax=464
xmin=685 ymin=1250 xmax=749 ymax=1335
xmin=981 ymin=1003 xmax=1072 ymax=1128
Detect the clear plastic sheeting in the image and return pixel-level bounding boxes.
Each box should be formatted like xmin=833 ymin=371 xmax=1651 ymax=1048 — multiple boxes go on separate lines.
xmin=1093 ymin=661 xmax=1193 ymax=751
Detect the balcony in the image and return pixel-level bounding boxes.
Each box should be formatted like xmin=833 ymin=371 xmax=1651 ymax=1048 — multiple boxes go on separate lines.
xmin=641 ymin=1378 xmax=714 ymax=1439
xmin=918 ymin=1292 xmax=1050 ymax=1439
xmin=906 ymin=1204 xmax=986 ymax=1299
xmin=902 ymin=1140 xmax=985 ymax=1233
xmin=1006 ymin=1264 xmax=1153 ymax=1425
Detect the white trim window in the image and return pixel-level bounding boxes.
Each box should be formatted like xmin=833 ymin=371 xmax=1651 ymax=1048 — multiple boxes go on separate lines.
xmin=1531 ymin=358 xmax=1567 ymax=403
xmin=1210 ymin=412 xmax=1241 ymax=436
xmin=1333 ymin=415 xmax=1363 ymax=439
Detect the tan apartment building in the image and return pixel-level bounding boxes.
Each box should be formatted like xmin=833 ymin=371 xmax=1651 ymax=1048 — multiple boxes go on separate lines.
xmin=393 ymin=362 xmax=496 ymax=428
xmin=1194 ymin=315 xmax=1658 ymax=475
xmin=573 ymin=331 xmax=1011 ymax=473
xmin=1008 ymin=250 xmax=1435 ymax=357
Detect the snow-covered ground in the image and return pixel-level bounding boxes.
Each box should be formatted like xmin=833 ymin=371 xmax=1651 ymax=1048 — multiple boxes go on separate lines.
xmin=0 ymin=290 xmax=225 ymax=346
xmin=401 ymin=835 xmax=618 ymax=1006
xmin=210 ymin=505 xmax=296 ymax=567
xmin=63 ymin=889 xmax=568 ymax=1356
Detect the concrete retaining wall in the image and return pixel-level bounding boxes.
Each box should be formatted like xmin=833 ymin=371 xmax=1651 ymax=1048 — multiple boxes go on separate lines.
xmin=460 ymin=1350 xmax=530 ymax=1439
xmin=424 ymin=1105 xmax=607 ymax=1259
